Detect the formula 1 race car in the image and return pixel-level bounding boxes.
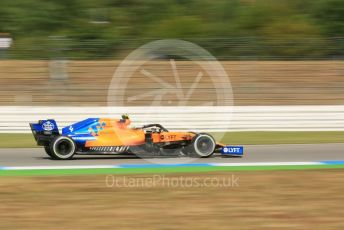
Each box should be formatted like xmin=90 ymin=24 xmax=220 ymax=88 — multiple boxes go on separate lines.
xmin=30 ymin=114 xmax=243 ymax=160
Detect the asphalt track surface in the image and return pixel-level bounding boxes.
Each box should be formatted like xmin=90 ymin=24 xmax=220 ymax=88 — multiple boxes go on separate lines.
xmin=0 ymin=143 xmax=343 ymax=167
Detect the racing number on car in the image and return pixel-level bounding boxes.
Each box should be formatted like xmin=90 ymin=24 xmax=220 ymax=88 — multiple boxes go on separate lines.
xmin=160 ymin=134 xmax=176 ymax=141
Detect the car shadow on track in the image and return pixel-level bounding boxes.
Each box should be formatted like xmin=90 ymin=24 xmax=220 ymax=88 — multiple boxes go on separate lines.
xmin=38 ymin=154 xmax=239 ymax=161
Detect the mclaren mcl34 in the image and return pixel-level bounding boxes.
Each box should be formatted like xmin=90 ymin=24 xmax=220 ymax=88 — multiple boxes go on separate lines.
xmin=30 ymin=114 xmax=243 ymax=160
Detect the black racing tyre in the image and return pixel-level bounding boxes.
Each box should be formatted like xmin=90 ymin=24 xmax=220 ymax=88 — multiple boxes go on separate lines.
xmin=188 ymin=133 xmax=216 ymax=158
xmin=44 ymin=145 xmax=53 ymax=157
xmin=49 ymin=136 xmax=76 ymax=160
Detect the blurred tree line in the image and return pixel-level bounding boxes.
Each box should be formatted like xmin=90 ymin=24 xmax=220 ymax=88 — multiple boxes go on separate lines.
xmin=0 ymin=0 xmax=343 ymax=59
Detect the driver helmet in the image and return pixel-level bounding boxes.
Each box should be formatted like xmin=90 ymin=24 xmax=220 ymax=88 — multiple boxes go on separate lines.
xmin=121 ymin=113 xmax=129 ymax=120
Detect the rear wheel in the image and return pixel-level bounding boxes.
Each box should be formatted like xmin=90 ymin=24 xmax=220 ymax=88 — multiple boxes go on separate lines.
xmin=49 ymin=136 xmax=76 ymax=160
xmin=188 ymin=133 xmax=216 ymax=158
xmin=44 ymin=146 xmax=53 ymax=157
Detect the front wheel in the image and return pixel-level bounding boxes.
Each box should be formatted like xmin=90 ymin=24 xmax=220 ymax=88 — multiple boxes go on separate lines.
xmin=187 ymin=133 xmax=216 ymax=158
xmin=49 ymin=136 xmax=76 ymax=160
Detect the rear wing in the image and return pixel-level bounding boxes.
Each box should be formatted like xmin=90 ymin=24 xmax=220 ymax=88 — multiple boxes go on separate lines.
xmin=29 ymin=120 xmax=59 ymax=146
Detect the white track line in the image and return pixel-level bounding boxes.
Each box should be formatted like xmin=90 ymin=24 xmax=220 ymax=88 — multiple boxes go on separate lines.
xmin=1 ymin=165 xmax=120 ymax=170
xmin=0 ymin=162 xmax=326 ymax=170
xmin=212 ymin=162 xmax=324 ymax=167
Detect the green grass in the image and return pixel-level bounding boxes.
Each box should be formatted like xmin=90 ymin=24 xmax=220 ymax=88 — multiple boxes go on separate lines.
xmin=0 ymin=134 xmax=37 ymax=148
xmin=0 ymin=131 xmax=343 ymax=148
xmin=1 ymin=164 xmax=344 ymax=176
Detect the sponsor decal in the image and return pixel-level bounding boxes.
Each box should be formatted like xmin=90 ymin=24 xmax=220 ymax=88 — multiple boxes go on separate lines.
xmin=72 ymin=136 xmax=96 ymax=141
xmin=89 ymin=146 xmax=129 ymax=152
xmin=221 ymin=146 xmax=244 ymax=155
xmin=42 ymin=121 xmax=55 ymax=131
xmin=160 ymin=134 xmax=176 ymax=141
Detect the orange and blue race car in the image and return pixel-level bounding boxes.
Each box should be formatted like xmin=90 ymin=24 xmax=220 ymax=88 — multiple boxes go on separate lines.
xmin=30 ymin=114 xmax=243 ymax=160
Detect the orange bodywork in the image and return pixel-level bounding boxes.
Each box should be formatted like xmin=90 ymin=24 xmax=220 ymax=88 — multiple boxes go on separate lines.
xmin=85 ymin=118 xmax=195 ymax=147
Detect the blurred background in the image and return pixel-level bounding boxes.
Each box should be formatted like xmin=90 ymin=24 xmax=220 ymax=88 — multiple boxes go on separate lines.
xmin=0 ymin=0 xmax=343 ymax=107
xmin=0 ymin=0 xmax=343 ymax=60
xmin=1 ymin=2 xmax=344 ymax=229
